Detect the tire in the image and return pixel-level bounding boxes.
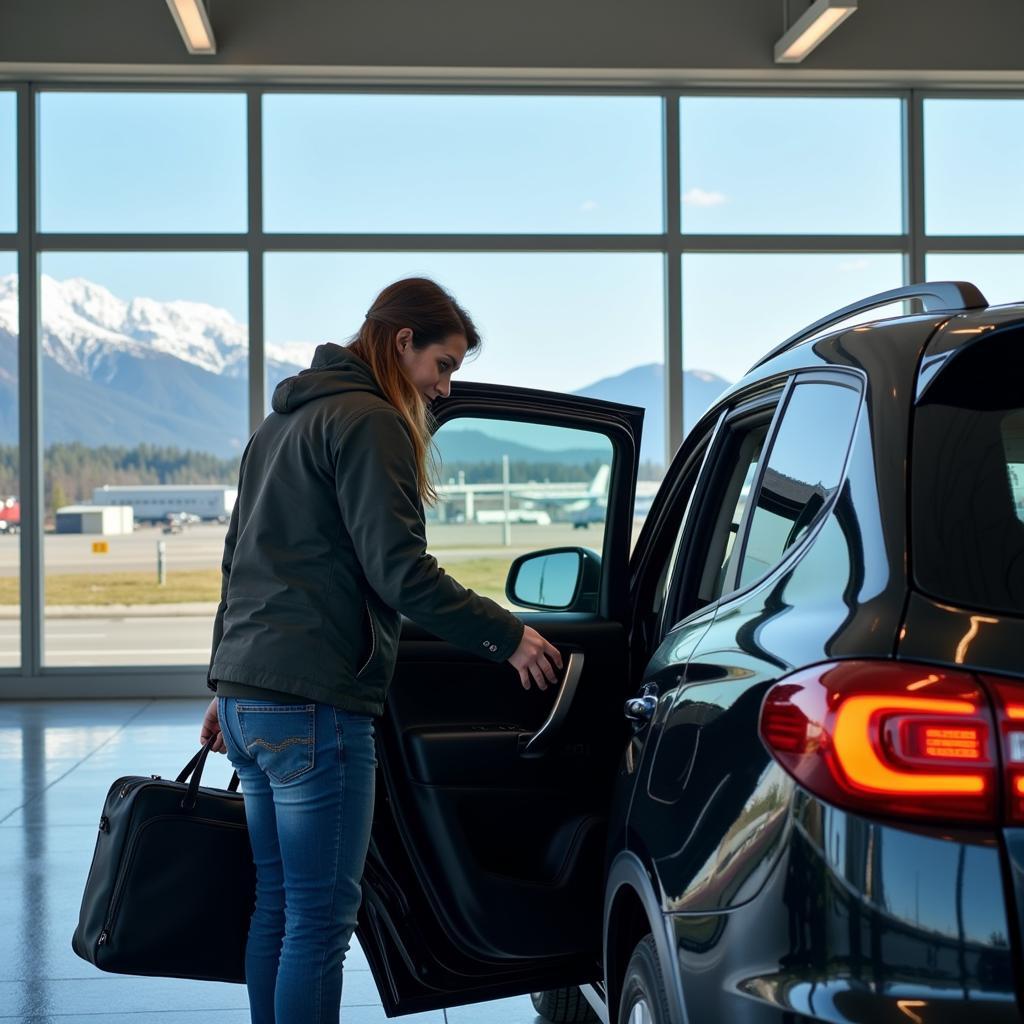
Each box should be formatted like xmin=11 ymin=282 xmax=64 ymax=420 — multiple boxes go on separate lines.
xmin=530 ymin=986 xmax=598 ymax=1023
xmin=617 ymin=935 xmax=673 ymax=1024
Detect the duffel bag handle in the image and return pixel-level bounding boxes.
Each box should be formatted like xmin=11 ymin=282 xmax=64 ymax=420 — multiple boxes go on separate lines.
xmin=177 ymin=738 xmax=241 ymax=811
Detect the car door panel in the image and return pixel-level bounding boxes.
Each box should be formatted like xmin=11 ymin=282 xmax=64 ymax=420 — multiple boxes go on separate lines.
xmin=355 ymin=382 xmax=643 ymax=1015
xmin=634 ymin=379 xmax=881 ymax=916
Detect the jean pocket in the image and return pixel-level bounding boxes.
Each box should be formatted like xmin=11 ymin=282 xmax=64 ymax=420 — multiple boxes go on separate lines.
xmin=236 ymin=703 xmax=316 ymax=783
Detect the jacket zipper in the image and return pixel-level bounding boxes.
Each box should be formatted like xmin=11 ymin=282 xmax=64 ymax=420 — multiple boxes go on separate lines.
xmin=356 ymin=600 xmax=377 ymax=677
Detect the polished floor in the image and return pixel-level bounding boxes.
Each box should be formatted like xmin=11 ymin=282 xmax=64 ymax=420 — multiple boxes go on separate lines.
xmin=0 ymin=699 xmax=547 ymax=1023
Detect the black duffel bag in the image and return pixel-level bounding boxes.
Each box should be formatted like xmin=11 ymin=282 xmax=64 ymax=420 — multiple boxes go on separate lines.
xmin=72 ymin=739 xmax=255 ymax=983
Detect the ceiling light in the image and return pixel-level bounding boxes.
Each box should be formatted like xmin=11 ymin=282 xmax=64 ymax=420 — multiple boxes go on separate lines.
xmin=166 ymin=0 xmax=217 ymax=55
xmin=774 ymin=0 xmax=857 ymax=64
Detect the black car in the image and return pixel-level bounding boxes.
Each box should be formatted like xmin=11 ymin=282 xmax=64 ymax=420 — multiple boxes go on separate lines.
xmin=353 ymin=281 xmax=1024 ymax=1023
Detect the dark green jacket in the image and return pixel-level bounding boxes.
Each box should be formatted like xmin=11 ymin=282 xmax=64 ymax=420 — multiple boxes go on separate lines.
xmin=208 ymin=344 xmax=524 ymax=715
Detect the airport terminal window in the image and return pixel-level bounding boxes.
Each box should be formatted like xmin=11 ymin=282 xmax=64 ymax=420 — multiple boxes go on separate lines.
xmin=38 ymin=92 xmax=246 ymax=233
xmin=925 ymin=99 xmax=1024 ymax=236
xmin=0 ymin=93 xmax=14 ymax=232
xmin=263 ymin=94 xmax=663 ymax=234
xmin=427 ymin=417 xmax=613 ymax=609
xmin=680 ymin=97 xmax=902 ymax=236
xmin=0 ymin=252 xmax=18 ymax=669
xmin=680 ymin=254 xmax=901 ymax=426
xmin=737 ymin=383 xmax=861 ymax=589
xmin=38 ymin=252 xmax=247 ymax=667
xmin=264 ymin=251 xmax=667 ymax=478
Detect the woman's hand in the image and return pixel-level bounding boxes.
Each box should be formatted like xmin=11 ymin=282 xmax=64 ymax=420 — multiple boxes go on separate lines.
xmin=507 ymin=626 xmax=563 ymax=691
xmin=200 ymin=696 xmax=227 ymax=754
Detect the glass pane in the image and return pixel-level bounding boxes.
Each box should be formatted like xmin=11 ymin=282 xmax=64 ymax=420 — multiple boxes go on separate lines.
xmin=739 ymin=384 xmax=861 ymax=588
xmin=263 ymin=95 xmax=663 ymax=233
xmin=913 ymin=331 xmax=1024 ymax=616
xmin=39 ymin=92 xmax=246 ymax=232
xmin=428 ymin=416 xmax=613 ymax=608
xmin=0 ymin=93 xmax=14 ymax=232
xmin=681 ymin=253 xmax=903 ymax=429
xmin=925 ymin=99 xmax=1024 ymax=236
xmin=39 ymin=252 xmax=248 ymax=667
xmin=681 ymin=97 xmax=903 ymax=235
xmin=706 ymin=426 xmax=767 ymax=604
xmin=0 ymin=253 xmax=18 ymax=668
xmin=926 ymin=253 xmax=1024 ymax=306
xmin=265 ymin=252 xmax=666 ymax=498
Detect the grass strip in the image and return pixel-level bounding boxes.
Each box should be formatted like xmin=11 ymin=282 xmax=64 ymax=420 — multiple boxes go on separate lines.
xmin=0 ymin=558 xmax=514 ymax=607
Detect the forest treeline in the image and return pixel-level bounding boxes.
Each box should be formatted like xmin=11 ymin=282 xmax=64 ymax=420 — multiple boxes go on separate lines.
xmin=0 ymin=445 xmax=661 ymax=513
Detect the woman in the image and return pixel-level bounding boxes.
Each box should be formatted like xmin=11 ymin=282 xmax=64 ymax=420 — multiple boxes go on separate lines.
xmin=199 ymin=277 xmax=561 ymax=1024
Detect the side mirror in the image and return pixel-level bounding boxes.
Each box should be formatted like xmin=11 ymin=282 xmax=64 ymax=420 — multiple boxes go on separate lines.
xmin=505 ymin=547 xmax=601 ymax=612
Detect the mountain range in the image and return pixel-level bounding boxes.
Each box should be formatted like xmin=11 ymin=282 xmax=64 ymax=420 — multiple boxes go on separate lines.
xmin=0 ymin=275 xmax=732 ymax=464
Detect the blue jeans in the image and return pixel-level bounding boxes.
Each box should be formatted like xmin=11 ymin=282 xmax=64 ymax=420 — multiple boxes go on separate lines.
xmin=218 ymin=697 xmax=376 ymax=1024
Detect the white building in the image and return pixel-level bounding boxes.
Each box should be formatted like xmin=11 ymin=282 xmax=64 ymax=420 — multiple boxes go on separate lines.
xmin=55 ymin=505 xmax=134 ymax=536
xmin=91 ymin=485 xmax=237 ymax=523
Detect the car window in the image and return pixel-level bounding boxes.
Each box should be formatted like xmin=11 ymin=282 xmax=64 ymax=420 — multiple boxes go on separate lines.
xmin=912 ymin=330 xmax=1024 ymax=615
xmin=702 ymin=427 xmax=769 ymax=602
xmin=426 ymin=417 xmax=614 ymax=609
xmin=737 ymin=382 xmax=861 ymax=589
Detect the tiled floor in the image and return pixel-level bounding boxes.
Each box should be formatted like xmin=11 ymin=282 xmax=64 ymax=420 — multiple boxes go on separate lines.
xmin=0 ymin=699 xmax=547 ymax=1023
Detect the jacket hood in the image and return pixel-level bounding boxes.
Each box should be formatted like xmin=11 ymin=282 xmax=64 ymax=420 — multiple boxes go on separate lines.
xmin=271 ymin=343 xmax=381 ymax=413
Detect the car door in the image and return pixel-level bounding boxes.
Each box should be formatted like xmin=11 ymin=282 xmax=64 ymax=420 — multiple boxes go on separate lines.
xmin=632 ymin=373 xmax=869 ymax=918
xmin=355 ymin=380 xmax=644 ymax=1015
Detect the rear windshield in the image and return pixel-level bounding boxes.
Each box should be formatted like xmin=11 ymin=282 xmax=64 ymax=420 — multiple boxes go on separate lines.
xmin=912 ymin=328 xmax=1024 ymax=616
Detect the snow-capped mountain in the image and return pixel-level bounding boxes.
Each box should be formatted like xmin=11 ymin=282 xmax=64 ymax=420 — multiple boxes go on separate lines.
xmin=0 ymin=275 xmax=733 ymax=461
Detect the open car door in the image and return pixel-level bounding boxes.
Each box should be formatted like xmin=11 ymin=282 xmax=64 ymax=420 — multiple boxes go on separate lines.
xmin=355 ymin=381 xmax=644 ymax=1015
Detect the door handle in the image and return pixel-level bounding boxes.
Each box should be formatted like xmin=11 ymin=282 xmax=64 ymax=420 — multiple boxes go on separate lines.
xmin=521 ymin=651 xmax=584 ymax=758
xmin=624 ymin=682 xmax=659 ymax=724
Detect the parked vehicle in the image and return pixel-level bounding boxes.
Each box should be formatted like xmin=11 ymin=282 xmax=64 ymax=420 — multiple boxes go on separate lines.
xmin=354 ymin=282 xmax=1024 ymax=1023
xmin=0 ymin=496 xmax=20 ymax=534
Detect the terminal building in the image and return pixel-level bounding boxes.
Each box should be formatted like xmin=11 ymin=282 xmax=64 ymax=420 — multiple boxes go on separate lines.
xmin=91 ymin=485 xmax=237 ymax=523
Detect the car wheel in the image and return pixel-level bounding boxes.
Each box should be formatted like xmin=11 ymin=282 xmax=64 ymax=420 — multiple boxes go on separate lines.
xmin=617 ymin=935 xmax=672 ymax=1024
xmin=530 ymin=986 xmax=598 ymax=1023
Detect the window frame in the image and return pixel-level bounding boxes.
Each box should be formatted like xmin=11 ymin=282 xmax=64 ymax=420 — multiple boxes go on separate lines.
xmin=728 ymin=372 xmax=865 ymax=598
xmin=5 ymin=82 xmax=1020 ymax=696
xmin=659 ymin=384 xmax=787 ymax=635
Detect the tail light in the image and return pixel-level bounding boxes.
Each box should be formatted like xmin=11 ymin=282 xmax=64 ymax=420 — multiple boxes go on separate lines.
xmin=759 ymin=661 xmax=998 ymax=825
xmin=982 ymin=677 xmax=1024 ymax=825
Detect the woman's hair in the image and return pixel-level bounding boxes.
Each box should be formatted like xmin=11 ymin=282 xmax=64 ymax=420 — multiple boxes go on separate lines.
xmin=347 ymin=277 xmax=481 ymax=505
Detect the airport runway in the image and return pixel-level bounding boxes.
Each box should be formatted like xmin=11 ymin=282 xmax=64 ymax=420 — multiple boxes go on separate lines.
xmin=0 ymin=615 xmax=215 ymax=666
xmin=0 ymin=521 xmax=613 ymax=577
xmin=0 ymin=519 xmax=629 ymax=666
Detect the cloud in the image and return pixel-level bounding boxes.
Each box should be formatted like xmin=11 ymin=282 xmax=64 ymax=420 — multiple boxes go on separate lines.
xmin=580 ymin=199 xmax=599 ymax=212
xmin=838 ymin=258 xmax=871 ymax=272
xmin=683 ymin=187 xmax=727 ymax=208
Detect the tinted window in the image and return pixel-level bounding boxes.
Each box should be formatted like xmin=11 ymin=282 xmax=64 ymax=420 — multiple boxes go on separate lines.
xmin=738 ymin=383 xmax=861 ymax=588
xmin=913 ymin=330 xmax=1024 ymax=615
xmin=696 ymin=422 xmax=770 ymax=605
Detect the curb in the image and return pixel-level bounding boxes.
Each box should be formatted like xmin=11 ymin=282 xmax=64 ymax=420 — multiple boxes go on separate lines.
xmin=0 ymin=602 xmax=218 ymax=619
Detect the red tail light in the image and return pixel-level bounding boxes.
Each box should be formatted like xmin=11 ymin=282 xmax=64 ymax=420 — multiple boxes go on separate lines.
xmin=981 ymin=678 xmax=1024 ymax=824
xmin=759 ymin=661 xmax=998 ymax=825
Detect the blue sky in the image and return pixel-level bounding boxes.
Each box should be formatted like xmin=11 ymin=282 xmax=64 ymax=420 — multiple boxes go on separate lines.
xmin=5 ymin=92 xmax=1024 ymax=394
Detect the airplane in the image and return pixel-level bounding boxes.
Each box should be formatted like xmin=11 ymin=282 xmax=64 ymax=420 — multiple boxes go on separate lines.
xmin=433 ymin=465 xmax=661 ymax=526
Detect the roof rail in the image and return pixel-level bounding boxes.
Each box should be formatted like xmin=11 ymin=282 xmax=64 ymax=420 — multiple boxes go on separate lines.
xmin=751 ymin=281 xmax=989 ymax=370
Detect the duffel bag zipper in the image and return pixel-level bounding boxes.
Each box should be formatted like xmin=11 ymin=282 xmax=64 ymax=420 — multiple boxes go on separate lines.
xmin=98 ymin=814 xmax=163 ymax=950
xmin=98 ymin=813 xmax=246 ymax=950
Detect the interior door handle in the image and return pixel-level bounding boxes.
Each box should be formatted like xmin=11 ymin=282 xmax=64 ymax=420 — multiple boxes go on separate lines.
xmin=521 ymin=651 xmax=584 ymax=758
